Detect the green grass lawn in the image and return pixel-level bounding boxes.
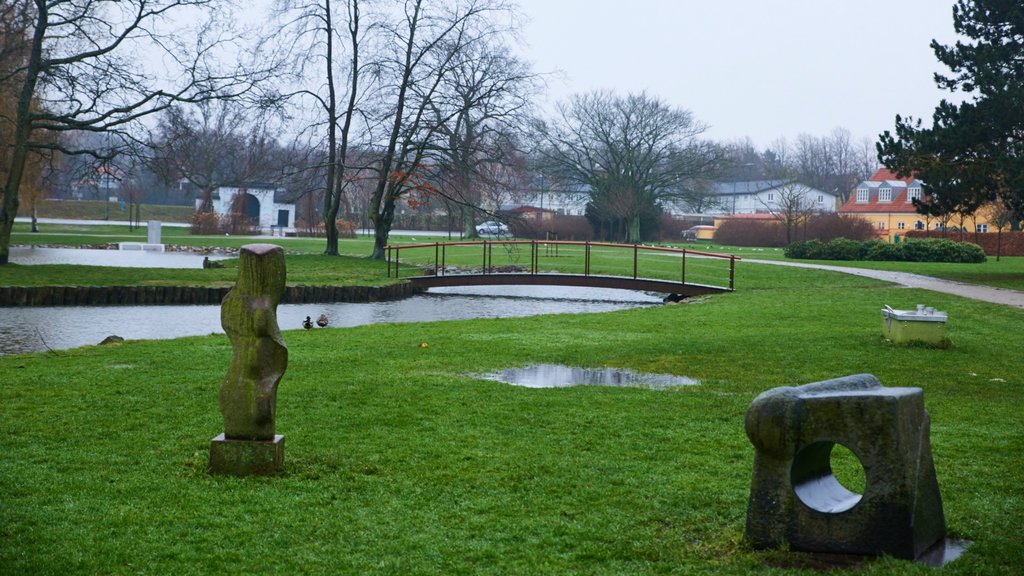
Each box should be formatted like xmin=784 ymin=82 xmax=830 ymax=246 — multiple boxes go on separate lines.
xmin=1 ymin=261 xmax=1022 ymax=574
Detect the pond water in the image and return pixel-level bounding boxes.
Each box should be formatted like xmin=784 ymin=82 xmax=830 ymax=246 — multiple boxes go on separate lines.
xmin=0 ymin=286 xmax=660 ymax=356
xmin=477 ymin=364 xmax=699 ymax=389
xmin=9 ymin=246 xmax=225 ymax=268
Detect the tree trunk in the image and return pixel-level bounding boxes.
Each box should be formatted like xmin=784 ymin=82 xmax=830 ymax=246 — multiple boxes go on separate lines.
xmin=31 ymin=201 xmax=38 ymax=233
xmin=0 ymin=5 xmax=46 ymax=266
xmin=462 ymin=206 xmax=477 ymax=238
xmin=370 ymin=195 xmax=395 ymax=260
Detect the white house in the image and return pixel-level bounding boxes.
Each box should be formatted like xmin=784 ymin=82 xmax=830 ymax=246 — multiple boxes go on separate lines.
xmin=707 ymin=180 xmax=838 ymax=215
xmin=199 ymin=184 xmax=297 ymax=233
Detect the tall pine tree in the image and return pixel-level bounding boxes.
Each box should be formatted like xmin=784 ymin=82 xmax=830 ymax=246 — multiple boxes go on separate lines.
xmin=877 ymin=0 xmax=1024 ymax=229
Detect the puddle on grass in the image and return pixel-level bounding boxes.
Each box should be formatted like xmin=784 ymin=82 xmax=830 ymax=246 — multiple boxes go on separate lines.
xmin=478 ymin=364 xmax=699 ymax=389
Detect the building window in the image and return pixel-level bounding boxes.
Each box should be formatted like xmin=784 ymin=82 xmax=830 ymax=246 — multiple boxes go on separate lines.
xmin=908 ymin=187 xmax=922 ymax=202
xmin=856 ymin=188 xmax=869 ymax=203
xmin=915 ymin=220 xmax=925 ymax=230
xmin=817 ymin=195 xmax=824 ymax=203
xmin=767 ymin=193 xmax=775 ymax=201
xmin=976 ymin=224 xmax=988 ymax=233
xmin=877 ymin=221 xmax=886 ymax=230
xmin=879 ymin=188 xmax=892 ymax=202
xmin=897 ymin=221 xmax=905 ymax=230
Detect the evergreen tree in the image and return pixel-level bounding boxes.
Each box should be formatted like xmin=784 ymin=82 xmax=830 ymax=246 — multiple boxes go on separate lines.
xmin=877 ymin=0 xmax=1024 ymax=229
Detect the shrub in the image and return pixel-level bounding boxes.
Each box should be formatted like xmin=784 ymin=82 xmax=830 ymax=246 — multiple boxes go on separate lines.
xmin=820 ymin=237 xmax=865 ymax=260
xmin=713 ymin=220 xmax=786 ymax=247
xmin=784 ymin=239 xmax=823 ymax=259
xmin=787 ymin=237 xmax=986 ymax=263
xmin=189 ymin=211 xmax=220 ymax=235
xmin=221 ymin=211 xmax=261 ymax=235
xmin=336 ymin=219 xmax=357 ymax=238
xmin=658 ymin=215 xmax=689 ymax=242
xmin=802 ymin=214 xmax=876 ymax=242
xmin=512 ymin=215 xmax=593 ymax=241
xmin=863 ymin=240 xmax=902 ymax=261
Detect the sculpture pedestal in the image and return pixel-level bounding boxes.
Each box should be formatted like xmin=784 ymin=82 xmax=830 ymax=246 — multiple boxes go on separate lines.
xmin=208 ymin=434 xmax=285 ymax=477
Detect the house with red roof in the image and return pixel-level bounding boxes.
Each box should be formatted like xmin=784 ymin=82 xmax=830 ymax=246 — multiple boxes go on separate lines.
xmin=838 ymin=168 xmax=930 ymax=242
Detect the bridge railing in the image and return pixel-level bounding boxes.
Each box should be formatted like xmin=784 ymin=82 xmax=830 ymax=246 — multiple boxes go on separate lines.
xmin=385 ymin=240 xmax=738 ymax=291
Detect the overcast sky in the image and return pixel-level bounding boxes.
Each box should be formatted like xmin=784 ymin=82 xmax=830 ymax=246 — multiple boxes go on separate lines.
xmin=514 ymin=0 xmax=962 ymax=148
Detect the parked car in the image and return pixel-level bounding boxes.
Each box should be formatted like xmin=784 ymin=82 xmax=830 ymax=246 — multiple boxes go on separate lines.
xmin=475 ymin=220 xmax=509 ymax=236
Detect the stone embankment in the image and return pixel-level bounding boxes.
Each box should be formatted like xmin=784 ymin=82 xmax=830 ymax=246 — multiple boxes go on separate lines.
xmin=0 ymin=283 xmax=418 ymax=307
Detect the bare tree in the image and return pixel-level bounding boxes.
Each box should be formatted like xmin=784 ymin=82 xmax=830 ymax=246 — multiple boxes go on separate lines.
xmin=423 ymin=37 xmax=538 ymax=237
xmin=0 ymin=0 xmax=272 ymax=265
xmin=271 ymin=0 xmax=371 ymax=255
xmin=150 ymin=100 xmax=281 ymax=214
xmin=366 ymin=0 xmax=514 ymax=259
xmin=758 ymin=179 xmax=816 ymax=244
xmin=536 ymin=90 xmax=722 ymax=242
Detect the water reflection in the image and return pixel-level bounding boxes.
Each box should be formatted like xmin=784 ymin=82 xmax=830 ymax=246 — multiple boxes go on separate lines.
xmin=478 ymin=364 xmax=699 ymax=389
xmin=9 ymin=246 xmax=226 ymax=268
xmin=0 ymin=286 xmax=659 ymax=355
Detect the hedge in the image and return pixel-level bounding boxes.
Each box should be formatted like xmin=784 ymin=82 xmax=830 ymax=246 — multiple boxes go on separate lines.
xmin=785 ymin=237 xmax=986 ymax=263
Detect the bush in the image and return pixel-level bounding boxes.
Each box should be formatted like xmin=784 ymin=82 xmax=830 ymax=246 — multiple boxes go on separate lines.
xmin=863 ymin=240 xmax=901 ymax=261
xmin=820 ymin=237 xmax=865 ymax=260
xmin=189 ymin=211 xmax=220 ymax=235
xmin=221 ymin=211 xmax=261 ymax=235
xmin=787 ymin=237 xmax=986 ymax=263
xmin=801 ymin=214 xmax=877 ymax=242
xmin=336 ymin=219 xmax=357 ymax=239
xmin=713 ymin=220 xmax=786 ymax=247
xmin=511 ymin=215 xmax=593 ymax=241
xmin=899 ymin=238 xmax=985 ymax=263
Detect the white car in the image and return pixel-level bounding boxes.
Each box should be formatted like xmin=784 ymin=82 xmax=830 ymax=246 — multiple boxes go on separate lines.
xmin=475 ymin=220 xmax=509 ymax=236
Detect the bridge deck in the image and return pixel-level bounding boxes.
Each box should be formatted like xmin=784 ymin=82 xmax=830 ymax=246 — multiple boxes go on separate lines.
xmin=407 ymin=273 xmax=729 ymax=297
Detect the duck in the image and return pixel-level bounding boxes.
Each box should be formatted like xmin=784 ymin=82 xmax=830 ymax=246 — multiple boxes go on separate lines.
xmin=316 ymin=314 xmax=329 ymax=328
xmin=302 ymin=316 xmax=313 ymax=330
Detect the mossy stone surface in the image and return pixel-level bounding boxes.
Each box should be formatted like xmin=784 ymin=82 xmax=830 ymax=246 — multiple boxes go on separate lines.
xmin=218 ymin=244 xmax=288 ymax=441
xmin=745 ymin=374 xmax=946 ymax=560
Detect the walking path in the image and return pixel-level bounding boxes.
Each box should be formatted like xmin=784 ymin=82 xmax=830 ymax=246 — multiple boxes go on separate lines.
xmin=744 ymin=259 xmax=1024 ymax=309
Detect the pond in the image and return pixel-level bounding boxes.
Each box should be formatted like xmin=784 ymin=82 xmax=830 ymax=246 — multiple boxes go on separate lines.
xmin=9 ymin=246 xmax=226 ymax=268
xmin=0 ymin=285 xmax=661 ymax=356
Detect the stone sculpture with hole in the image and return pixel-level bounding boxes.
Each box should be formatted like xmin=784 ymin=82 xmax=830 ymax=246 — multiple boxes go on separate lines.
xmin=744 ymin=373 xmax=946 ymax=560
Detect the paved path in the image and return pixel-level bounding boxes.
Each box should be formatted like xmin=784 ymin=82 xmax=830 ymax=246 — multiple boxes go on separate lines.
xmin=744 ymin=259 xmax=1024 ymax=309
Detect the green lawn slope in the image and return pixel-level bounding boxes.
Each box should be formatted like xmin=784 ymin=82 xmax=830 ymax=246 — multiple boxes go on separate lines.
xmin=2 ymin=262 xmax=1021 ymax=574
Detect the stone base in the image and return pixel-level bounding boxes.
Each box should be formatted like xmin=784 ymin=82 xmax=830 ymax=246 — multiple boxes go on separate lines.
xmin=119 ymin=242 xmax=165 ymax=252
xmin=208 ymin=433 xmax=284 ymax=477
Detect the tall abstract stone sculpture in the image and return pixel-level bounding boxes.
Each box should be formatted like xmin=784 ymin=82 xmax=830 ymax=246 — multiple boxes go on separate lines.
xmin=209 ymin=244 xmax=288 ymax=476
xmin=745 ymin=374 xmax=946 ymax=560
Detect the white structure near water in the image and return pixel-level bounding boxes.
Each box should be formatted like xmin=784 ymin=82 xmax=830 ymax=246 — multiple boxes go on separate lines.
xmin=201 ymin=184 xmax=297 ymax=233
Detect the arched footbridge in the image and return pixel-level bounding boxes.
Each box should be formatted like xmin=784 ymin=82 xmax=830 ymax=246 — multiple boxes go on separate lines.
xmin=385 ymin=240 xmax=738 ymax=298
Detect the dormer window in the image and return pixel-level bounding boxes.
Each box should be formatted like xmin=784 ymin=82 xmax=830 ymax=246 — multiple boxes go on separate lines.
xmin=879 ymin=187 xmax=892 ymax=202
xmin=856 ymin=188 xmax=869 ymax=203
xmin=908 ymin=187 xmax=922 ymax=202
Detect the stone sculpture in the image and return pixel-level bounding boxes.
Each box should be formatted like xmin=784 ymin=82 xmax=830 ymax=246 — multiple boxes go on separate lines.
xmin=745 ymin=374 xmax=946 ymax=560
xmin=209 ymin=244 xmax=288 ymax=476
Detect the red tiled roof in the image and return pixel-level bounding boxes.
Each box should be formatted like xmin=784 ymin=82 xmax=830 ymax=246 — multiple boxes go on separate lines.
xmin=868 ymin=168 xmax=916 ymax=184
xmin=840 ymin=168 xmax=921 ymax=214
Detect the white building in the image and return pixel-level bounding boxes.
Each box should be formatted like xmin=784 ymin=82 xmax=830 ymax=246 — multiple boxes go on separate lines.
xmin=200 ymin=184 xmax=297 ymax=233
xmin=707 ymin=180 xmax=838 ymax=215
